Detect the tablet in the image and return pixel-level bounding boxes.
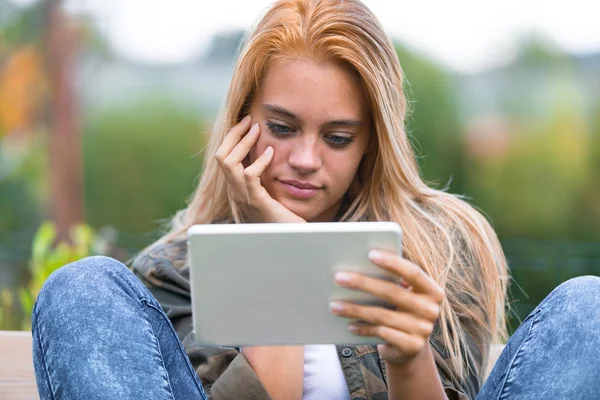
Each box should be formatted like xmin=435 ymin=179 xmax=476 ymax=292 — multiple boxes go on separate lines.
xmin=187 ymin=221 xmax=402 ymax=346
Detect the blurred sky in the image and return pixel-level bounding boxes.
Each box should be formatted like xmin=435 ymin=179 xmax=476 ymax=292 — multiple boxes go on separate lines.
xmin=12 ymin=0 xmax=600 ymax=72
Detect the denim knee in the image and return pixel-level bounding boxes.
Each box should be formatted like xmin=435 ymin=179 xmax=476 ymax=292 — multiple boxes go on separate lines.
xmin=536 ymin=275 xmax=600 ymax=323
xmin=33 ymin=256 xmax=136 ymax=318
xmin=478 ymin=278 xmax=600 ymax=399
xmin=545 ymin=275 xmax=600 ymax=304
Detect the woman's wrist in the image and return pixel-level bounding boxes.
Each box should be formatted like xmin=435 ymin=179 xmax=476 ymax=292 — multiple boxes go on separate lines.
xmin=385 ymin=342 xmax=432 ymax=376
xmin=385 ymin=344 xmax=448 ymax=400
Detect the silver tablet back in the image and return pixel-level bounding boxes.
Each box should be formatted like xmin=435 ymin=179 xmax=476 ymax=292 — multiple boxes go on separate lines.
xmin=187 ymin=222 xmax=402 ymax=346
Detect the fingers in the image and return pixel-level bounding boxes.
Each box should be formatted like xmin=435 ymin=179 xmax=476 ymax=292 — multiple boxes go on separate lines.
xmin=215 ymin=118 xmax=261 ymax=193
xmin=245 ymin=146 xmax=274 ymax=177
xmin=331 ymin=297 xmax=435 ymax=361
xmin=225 ymin=123 xmax=261 ymax=166
xmin=215 ymin=115 xmax=252 ymax=163
xmin=368 ymin=250 xmax=445 ymax=302
xmin=353 ymin=324 xmax=426 ymax=355
xmin=245 ymin=146 xmax=274 ymax=199
xmin=330 ymin=301 xmax=435 ymax=337
xmin=214 ymin=117 xmax=278 ymax=220
xmin=334 ymin=272 xmax=440 ymax=321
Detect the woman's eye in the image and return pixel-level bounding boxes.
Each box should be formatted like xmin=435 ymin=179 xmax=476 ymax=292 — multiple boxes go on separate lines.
xmin=325 ymin=135 xmax=354 ymax=148
xmin=266 ymin=122 xmax=293 ymax=137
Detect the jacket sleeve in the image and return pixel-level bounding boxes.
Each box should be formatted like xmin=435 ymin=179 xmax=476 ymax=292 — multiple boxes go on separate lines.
xmin=130 ymin=240 xmax=272 ymax=400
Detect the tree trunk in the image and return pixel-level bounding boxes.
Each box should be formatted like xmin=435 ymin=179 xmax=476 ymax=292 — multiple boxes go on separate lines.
xmin=43 ymin=0 xmax=85 ymax=243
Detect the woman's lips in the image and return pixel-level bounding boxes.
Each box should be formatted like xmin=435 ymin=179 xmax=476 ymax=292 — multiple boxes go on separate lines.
xmin=279 ymin=180 xmax=322 ymax=199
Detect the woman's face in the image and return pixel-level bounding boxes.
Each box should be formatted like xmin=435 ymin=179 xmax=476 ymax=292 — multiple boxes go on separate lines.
xmin=248 ymin=58 xmax=372 ymax=222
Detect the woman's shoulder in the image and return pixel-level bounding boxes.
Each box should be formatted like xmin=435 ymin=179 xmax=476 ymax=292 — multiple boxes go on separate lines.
xmin=131 ymin=219 xmax=232 ymax=279
xmin=130 ymin=236 xmax=189 ymax=282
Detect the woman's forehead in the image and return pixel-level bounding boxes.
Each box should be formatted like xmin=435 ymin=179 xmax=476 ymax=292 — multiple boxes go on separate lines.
xmin=256 ymin=57 xmax=370 ymax=122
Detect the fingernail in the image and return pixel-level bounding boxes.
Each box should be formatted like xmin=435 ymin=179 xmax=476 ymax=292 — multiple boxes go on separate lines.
xmin=348 ymin=324 xmax=359 ymax=333
xmin=265 ymin=146 xmax=273 ymax=155
xmin=329 ymin=301 xmax=343 ymax=313
xmin=242 ymin=115 xmax=251 ymax=122
xmin=368 ymin=250 xmax=383 ymax=261
xmin=334 ymin=272 xmax=351 ymax=285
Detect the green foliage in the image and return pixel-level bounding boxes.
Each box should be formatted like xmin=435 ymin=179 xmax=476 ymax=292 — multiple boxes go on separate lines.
xmin=0 ymin=0 xmax=45 ymax=47
xmin=394 ymin=43 xmax=465 ymax=191
xmin=0 ymin=288 xmax=15 ymax=329
xmin=504 ymin=240 xmax=600 ymax=334
xmin=464 ymin=82 xmax=597 ymax=240
xmin=0 ymin=221 xmax=95 ymax=330
xmin=0 ymin=136 xmax=46 ymax=234
xmin=513 ymin=33 xmax=573 ymax=69
xmin=577 ymin=100 xmax=600 ymax=236
xmin=0 ymin=174 xmax=41 ymax=234
xmin=83 ymin=97 xmax=205 ymax=233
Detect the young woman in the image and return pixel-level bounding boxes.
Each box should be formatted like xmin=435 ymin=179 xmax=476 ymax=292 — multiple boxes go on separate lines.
xmin=31 ymin=0 xmax=600 ymax=399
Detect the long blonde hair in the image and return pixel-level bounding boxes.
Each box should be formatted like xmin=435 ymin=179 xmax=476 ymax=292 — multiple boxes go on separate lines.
xmin=159 ymin=0 xmax=508 ymax=381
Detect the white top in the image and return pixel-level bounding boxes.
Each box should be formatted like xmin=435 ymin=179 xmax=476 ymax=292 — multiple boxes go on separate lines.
xmin=303 ymin=345 xmax=351 ymax=400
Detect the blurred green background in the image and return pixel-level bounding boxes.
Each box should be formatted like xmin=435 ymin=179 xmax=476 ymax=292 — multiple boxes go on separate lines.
xmin=0 ymin=0 xmax=599 ymax=332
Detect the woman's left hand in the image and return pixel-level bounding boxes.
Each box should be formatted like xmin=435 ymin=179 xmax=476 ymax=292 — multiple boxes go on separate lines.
xmin=329 ymin=249 xmax=444 ymax=366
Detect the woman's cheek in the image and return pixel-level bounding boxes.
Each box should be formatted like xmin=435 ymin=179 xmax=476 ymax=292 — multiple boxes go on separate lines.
xmin=249 ymin=145 xmax=260 ymax=164
xmin=254 ymin=132 xmax=280 ymax=161
xmin=249 ymin=131 xmax=268 ymax=163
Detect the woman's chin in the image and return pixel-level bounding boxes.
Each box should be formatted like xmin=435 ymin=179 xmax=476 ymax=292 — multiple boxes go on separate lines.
xmin=276 ymin=198 xmax=319 ymax=222
xmin=280 ymin=200 xmax=335 ymax=222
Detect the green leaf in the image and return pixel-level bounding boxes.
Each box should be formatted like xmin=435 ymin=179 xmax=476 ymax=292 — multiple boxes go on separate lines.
xmin=19 ymin=288 xmax=34 ymax=317
xmin=31 ymin=221 xmax=56 ymax=270
xmin=43 ymin=242 xmax=71 ymax=279
xmin=72 ymin=224 xmax=94 ymax=257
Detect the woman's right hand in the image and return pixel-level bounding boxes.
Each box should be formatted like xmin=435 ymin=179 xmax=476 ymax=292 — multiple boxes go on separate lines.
xmin=215 ymin=115 xmax=306 ymax=224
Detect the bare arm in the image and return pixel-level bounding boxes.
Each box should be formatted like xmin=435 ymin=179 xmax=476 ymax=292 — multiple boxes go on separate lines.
xmin=386 ymin=345 xmax=448 ymax=400
xmin=241 ymin=346 xmax=304 ymax=400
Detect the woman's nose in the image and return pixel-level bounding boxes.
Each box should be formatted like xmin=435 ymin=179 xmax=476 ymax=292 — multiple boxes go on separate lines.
xmin=287 ymin=137 xmax=322 ymax=173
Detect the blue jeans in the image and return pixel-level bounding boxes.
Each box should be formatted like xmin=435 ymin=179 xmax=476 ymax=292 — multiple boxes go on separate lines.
xmin=32 ymin=256 xmax=600 ymax=399
xmin=477 ymin=274 xmax=600 ymax=399
xmin=32 ymin=256 xmax=207 ymax=399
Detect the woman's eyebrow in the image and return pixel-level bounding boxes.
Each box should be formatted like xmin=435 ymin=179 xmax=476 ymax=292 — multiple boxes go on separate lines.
xmin=263 ymin=104 xmax=299 ymax=120
xmin=262 ymin=104 xmax=362 ymax=127
xmin=327 ymin=119 xmax=362 ymax=127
